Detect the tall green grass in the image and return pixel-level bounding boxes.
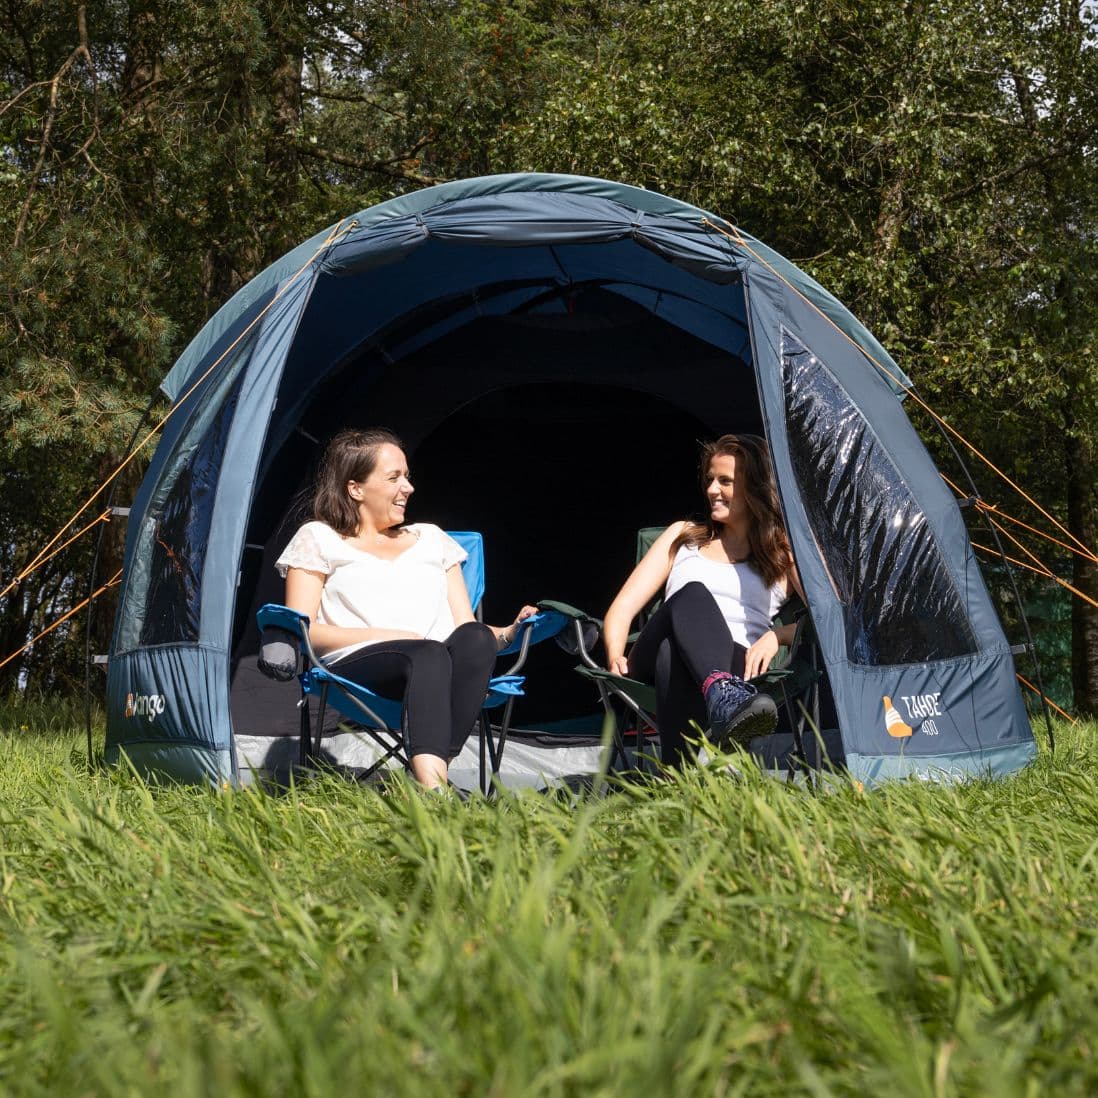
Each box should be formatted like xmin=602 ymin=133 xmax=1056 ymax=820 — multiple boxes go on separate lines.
xmin=0 ymin=715 xmax=1094 ymax=1095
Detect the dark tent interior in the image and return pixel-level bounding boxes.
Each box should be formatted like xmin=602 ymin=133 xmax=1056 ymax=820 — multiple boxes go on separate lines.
xmin=228 ymin=247 xmax=833 ymax=737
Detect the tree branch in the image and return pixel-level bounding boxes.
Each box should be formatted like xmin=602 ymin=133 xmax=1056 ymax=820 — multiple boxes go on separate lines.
xmin=300 ymin=82 xmax=407 ymax=120
xmin=942 ymin=145 xmax=1078 ymax=202
xmin=296 ymin=138 xmax=442 ymax=187
xmin=13 ymin=4 xmax=95 ymax=247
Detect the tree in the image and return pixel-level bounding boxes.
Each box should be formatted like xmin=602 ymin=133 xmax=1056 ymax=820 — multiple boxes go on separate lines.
xmin=505 ymin=0 xmax=1098 ymax=712
xmin=2 ymin=0 xmax=1094 ymax=711
xmin=0 ymin=0 xmax=581 ymax=689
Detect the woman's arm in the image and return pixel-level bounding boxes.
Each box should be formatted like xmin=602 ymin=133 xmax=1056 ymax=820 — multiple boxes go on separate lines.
xmin=284 ymin=567 xmax=419 ymax=655
xmin=743 ymin=622 xmax=797 ymax=680
xmin=787 ymin=562 xmax=806 ymax=602
xmin=742 ymin=562 xmax=805 ymax=679
xmin=602 ymin=521 xmax=687 ymax=674
xmin=445 ymin=564 xmax=477 ymax=627
xmin=445 ymin=565 xmax=537 ymax=649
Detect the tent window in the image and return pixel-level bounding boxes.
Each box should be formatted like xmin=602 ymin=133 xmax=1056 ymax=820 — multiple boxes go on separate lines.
xmin=780 ymin=329 xmax=978 ymax=665
xmin=139 ymin=374 xmax=243 ymax=646
xmin=115 ymin=341 xmax=252 ymax=653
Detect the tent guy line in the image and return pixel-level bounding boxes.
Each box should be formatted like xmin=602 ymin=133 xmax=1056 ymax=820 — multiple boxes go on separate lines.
xmin=940 ymin=471 xmax=1098 ymax=564
xmin=0 ymin=570 xmax=121 ymax=674
xmin=0 ymin=508 xmax=111 ymax=603
xmin=0 ymin=218 xmax=359 ymax=605
xmin=705 ymin=217 xmax=1097 ymax=564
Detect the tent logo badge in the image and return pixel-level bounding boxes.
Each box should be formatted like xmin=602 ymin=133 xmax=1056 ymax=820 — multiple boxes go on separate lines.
xmin=883 ymin=693 xmax=943 ymax=738
xmin=125 ymin=692 xmax=166 ymax=722
xmin=882 ymin=696 xmax=913 ymax=738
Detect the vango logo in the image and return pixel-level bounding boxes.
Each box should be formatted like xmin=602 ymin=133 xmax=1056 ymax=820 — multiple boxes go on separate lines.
xmin=125 ymin=692 xmax=166 ymax=722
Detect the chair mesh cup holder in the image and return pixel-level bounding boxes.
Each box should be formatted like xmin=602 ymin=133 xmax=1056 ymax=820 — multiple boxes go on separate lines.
xmin=258 ymin=627 xmax=301 ymax=681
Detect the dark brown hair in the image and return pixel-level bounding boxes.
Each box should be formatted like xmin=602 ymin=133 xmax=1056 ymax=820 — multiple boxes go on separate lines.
xmin=312 ymin=427 xmax=404 ymax=536
xmin=671 ymin=434 xmax=793 ymax=588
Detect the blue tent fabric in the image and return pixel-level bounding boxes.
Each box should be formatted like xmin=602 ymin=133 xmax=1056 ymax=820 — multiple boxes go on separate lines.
xmin=161 ymin=175 xmax=909 ymax=401
xmin=109 ymin=172 xmax=1033 ymax=786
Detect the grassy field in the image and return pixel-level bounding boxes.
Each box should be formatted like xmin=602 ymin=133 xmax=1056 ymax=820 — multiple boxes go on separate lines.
xmin=0 ymin=704 xmax=1094 ymax=1096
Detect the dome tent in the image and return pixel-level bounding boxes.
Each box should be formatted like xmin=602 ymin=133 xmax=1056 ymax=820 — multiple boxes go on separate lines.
xmin=105 ymin=172 xmax=1036 ymax=786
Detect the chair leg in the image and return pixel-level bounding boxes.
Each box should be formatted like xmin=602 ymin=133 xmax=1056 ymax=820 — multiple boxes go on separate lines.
xmin=478 ymin=699 xmax=513 ymax=799
xmin=314 ymin=685 xmax=329 ymax=759
xmin=478 ymin=712 xmax=489 ymax=797
xmin=595 ymin=684 xmax=633 ymax=776
xmin=493 ymin=696 xmax=516 ymax=771
xmin=784 ymin=683 xmax=806 ymax=783
xmin=356 ymin=735 xmax=406 ymax=781
xmin=299 ymin=692 xmax=312 ymax=768
xmin=593 ymin=704 xmax=617 ymax=796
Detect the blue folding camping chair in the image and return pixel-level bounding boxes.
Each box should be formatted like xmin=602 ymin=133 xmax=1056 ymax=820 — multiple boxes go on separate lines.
xmin=255 ymin=531 xmax=568 ymax=794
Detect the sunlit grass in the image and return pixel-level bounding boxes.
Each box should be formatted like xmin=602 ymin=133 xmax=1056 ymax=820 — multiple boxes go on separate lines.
xmin=0 ymin=713 xmax=1094 ymax=1095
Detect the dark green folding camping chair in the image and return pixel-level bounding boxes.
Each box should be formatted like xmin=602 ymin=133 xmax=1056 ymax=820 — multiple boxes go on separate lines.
xmin=543 ymin=526 xmax=824 ymax=779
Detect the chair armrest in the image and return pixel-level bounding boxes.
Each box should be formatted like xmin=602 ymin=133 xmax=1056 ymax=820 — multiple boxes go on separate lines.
xmin=574 ymin=665 xmax=658 ymax=716
xmin=257 ymin=603 xmax=310 ymax=634
xmin=751 ymin=609 xmax=821 ymax=699
xmin=537 ymin=599 xmax=600 ymax=625
xmin=536 ymin=601 xmax=601 ymax=665
xmin=498 ymin=609 xmax=569 ymax=657
xmin=256 ymin=603 xmax=310 ymax=682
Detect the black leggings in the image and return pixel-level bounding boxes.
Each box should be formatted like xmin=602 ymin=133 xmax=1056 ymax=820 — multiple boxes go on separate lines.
xmin=329 ymin=621 xmax=498 ymax=760
xmin=627 ymin=581 xmax=747 ymax=769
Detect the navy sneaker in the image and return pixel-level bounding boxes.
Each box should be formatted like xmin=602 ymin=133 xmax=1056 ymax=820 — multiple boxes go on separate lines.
xmin=703 ymin=671 xmax=778 ymax=747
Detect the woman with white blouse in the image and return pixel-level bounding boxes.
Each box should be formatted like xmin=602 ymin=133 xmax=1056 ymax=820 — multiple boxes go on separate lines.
xmin=602 ymin=434 xmax=804 ymax=769
xmin=277 ymin=428 xmax=535 ymax=789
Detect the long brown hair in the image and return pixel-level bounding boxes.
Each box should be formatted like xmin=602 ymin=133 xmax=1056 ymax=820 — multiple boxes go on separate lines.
xmin=312 ymin=427 xmax=404 ymax=536
xmin=671 ymin=434 xmax=793 ymax=588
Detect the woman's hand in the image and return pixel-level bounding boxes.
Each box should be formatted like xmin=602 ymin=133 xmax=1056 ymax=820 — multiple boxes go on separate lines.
xmin=513 ymin=605 xmax=539 ymax=627
xmin=744 ymin=629 xmax=780 ymax=680
xmin=495 ymin=605 xmax=539 ymax=649
xmin=602 ymin=522 xmax=685 ymax=681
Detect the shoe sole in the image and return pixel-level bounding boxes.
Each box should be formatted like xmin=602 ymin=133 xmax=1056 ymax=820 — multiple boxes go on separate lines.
xmin=712 ymin=698 xmax=778 ymax=748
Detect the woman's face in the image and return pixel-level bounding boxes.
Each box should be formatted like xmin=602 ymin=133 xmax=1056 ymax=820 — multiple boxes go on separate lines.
xmin=347 ymin=443 xmax=414 ymax=530
xmin=704 ymin=453 xmax=748 ymax=527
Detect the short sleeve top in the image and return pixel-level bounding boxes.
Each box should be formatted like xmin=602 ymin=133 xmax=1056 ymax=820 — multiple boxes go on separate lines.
xmin=275 ymin=521 xmax=467 ymax=662
xmin=664 ymin=544 xmax=788 ymax=648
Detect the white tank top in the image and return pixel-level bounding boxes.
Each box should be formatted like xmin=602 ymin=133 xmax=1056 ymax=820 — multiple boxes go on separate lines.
xmin=664 ymin=544 xmax=787 ymax=648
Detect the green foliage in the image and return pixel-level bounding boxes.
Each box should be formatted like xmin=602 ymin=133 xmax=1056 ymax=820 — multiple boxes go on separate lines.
xmin=0 ymin=722 xmax=1095 ymax=1093
xmin=1 ymin=0 xmax=1095 ymax=702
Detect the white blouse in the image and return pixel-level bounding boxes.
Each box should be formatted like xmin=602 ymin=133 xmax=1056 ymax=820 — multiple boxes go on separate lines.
xmin=275 ymin=521 xmax=467 ymax=662
xmin=664 ymin=544 xmax=788 ymax=649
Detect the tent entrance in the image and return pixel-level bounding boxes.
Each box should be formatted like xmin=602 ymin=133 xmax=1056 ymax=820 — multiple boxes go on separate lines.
xmin=233 ymin=280 xmax=771 ymax=731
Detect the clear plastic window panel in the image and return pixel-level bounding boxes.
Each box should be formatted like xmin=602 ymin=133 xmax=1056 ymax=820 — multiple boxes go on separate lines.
xmin=781 ymin=330 xmax=978 ymax=665
xmin=139 ymin=373 xmax=245 ymax=646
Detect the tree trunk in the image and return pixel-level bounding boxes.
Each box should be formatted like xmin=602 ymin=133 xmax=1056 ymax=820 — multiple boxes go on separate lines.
xmin=1066 ymin=429 xmax=1098 ymax=715
xmin=122 ymin=0 xmax=162 ymax=110
xmin=261 ymin=15 xmax=304 ymax=264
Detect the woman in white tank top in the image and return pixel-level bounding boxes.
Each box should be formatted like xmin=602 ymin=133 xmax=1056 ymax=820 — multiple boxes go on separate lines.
xmin=602 ymin=434 xmax=804 ymax=768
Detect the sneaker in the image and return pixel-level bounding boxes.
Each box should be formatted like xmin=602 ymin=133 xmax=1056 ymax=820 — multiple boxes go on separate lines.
xmin=703 ymin=671 xmax=778 ymax=747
